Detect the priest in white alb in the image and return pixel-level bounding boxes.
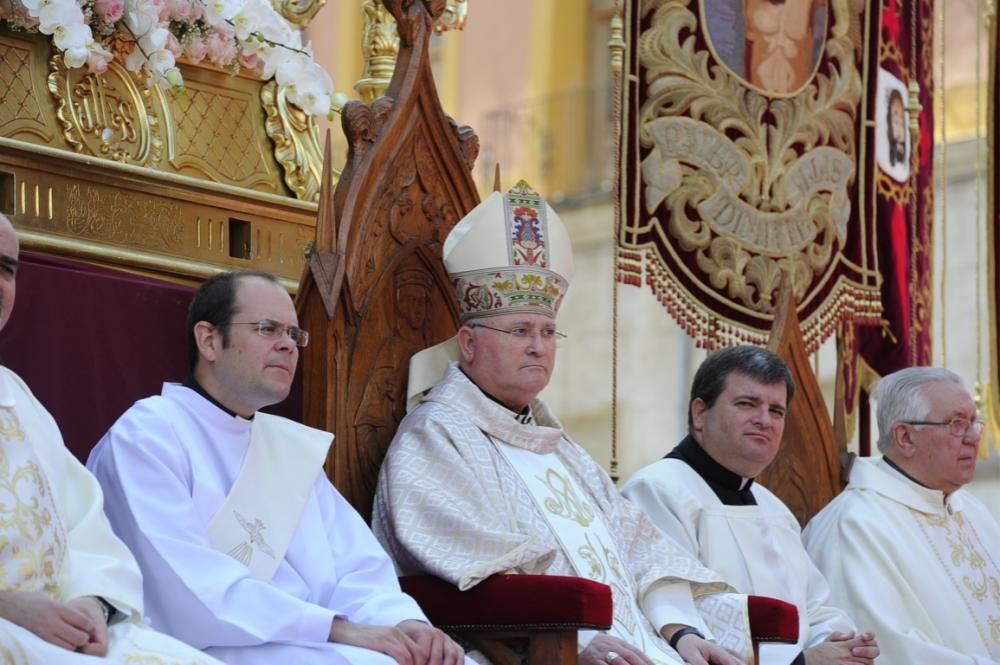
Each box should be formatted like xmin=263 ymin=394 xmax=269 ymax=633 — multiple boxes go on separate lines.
xmin=0 ymin=212 xmax=222 ymax=664
xmin=88 ymin=270 xmax=470 ymax=665
xmin=804 ymin=366 xmax=1000 ymax=664
xmin=374 ymin=181 xmax=755 ymax=665
xmin=622 ymin=346 xmax=878 ymax=665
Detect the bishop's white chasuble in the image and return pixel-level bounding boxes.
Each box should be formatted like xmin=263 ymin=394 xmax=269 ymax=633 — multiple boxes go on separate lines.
xmin=376 ymin=363 xmax=754 ymax=663
xmin=805 ymin=456 xmax=1000 ymax=665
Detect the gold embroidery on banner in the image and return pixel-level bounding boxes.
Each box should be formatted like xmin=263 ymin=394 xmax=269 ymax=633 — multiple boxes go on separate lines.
xmin=628 ymin=0 xmax=879 ymax=350
xmin=537 ymin=468 xmax=595 ymax=527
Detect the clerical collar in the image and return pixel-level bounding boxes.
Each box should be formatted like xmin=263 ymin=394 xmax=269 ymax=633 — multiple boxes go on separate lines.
xmin=667 ymin=435 xmax=756 ymax=506
xmin=882 ymin=456 xmax=933 ymax=490
xmin=458 ymin=366 xmax=533 ymax=424
xmin=183 ymin=375 xmax=244 ymax=419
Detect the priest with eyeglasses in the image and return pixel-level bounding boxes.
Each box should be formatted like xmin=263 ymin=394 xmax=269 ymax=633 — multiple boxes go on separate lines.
xmin=804 ymin=366 xmax=1000 ymax=664
xmin=375 ymin=182 xmax=758 ymax=665
xmin=89 ymin=270 xmax=471 ymax=665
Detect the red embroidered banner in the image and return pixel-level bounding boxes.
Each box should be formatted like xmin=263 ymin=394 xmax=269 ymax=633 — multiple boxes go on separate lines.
xmin=619 ymin=0 xmax=881 ymax=352
xmin=837 ymin=0 xmax=934 ymax=447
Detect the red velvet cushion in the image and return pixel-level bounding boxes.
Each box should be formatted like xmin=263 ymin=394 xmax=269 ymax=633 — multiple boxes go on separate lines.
xmin=400 ymin=574 xmax=613 ymax=630
xmin=747 ymin=595 xmax=799 ymax=644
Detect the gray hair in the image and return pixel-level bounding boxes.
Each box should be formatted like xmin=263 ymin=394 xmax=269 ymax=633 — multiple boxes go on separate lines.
xmin=873 ymin=366 xmax=966 ymax=453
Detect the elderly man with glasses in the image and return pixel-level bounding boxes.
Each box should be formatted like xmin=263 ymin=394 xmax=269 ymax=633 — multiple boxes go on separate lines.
xmin=89 ymin=271 xmax=469 ymax=665
xmin=804 ymin=366 xmax=1000 ymax=664
xmin=375 ymin=182 xmax=759 ymax=665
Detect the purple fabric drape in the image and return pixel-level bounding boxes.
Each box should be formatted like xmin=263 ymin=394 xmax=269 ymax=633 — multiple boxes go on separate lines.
xmin=0 ymin=253 xmax=302 ymax=462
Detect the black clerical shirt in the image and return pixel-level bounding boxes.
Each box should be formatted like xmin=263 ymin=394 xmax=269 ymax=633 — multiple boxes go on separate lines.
xmin=667 ymin=434 xmax=807 ymax=665
xmin=666 ymin=435 xmax=756 ymax=505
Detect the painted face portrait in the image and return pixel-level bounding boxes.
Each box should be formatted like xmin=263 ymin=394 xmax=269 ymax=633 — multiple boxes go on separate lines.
xmin=887 ymin=90 xmax=907 ymax=166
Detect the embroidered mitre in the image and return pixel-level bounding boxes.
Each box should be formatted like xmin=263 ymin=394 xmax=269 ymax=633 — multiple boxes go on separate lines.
xmin=444 ymin=180 xmax=574 ymax=321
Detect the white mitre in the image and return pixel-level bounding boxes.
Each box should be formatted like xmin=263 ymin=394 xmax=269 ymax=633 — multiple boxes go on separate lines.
xmin=406 ymin=180 xmax=574 ymax=410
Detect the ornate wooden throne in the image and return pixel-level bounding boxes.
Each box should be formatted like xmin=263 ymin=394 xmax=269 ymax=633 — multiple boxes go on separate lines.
xmin=295 ymin=1 xmax=799 ymax=663
xmin=294 ymin=1 xmax=618 ymax=660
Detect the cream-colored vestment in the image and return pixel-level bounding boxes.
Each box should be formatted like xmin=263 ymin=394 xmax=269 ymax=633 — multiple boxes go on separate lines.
xmin=0 ymin=366 xmax=219 ymax=664
xmin=804 ymin=456 xmax=1000 ymax=665
xmin=624 ymin=456 xmax=855 ymax=664
xmin=375 ymin=364 xmax=753 ymax=664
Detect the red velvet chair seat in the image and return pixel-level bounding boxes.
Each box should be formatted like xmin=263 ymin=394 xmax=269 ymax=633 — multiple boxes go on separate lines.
xmin=748 ymin=595 xmax=800 ymax=644
xmin=400 ymin=574 xmax=613 ymax=631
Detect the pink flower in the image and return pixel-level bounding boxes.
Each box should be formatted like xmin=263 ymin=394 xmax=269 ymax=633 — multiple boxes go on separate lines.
xmin=87 ymin=51 xmax=109 ymax=74
xmin=166 ymin=31 xmax=182 ymax=56
xmin=183 ymin=36 xmax=207 ymax=63
xmin=93 ymin=0 xmax=123 ymax=23
xmin=238 ymin=50 xmax=258 ymax=70
xmin=161 ymin=0 xmax=193 ymax=22
xmin=206 ymin=30 xmax=237 ymax=66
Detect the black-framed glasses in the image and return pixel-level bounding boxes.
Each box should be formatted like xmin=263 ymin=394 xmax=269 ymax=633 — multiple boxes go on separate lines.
xmin=220 ymin=319 xmax=310 ymax=348
xmin=470 ymin=323 xmax=567 ymax=347
xmin=903 ymin=417 xmax=984 ymax=438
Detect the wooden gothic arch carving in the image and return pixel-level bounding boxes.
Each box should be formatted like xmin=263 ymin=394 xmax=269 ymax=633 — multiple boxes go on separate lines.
xmin=296 ymin=0 xmax=480 ymax=520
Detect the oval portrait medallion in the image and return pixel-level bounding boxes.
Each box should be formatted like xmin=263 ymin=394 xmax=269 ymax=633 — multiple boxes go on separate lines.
xmin=700 ymin=0 xmax=829 ymax=95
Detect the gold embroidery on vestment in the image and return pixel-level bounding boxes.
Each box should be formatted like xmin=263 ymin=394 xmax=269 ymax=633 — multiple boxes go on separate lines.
xmin=921 ymin=509 xmax=1000 ymax=648
xmin=538 ymin=468 xmax=594 ymax=526
xmin=0 ymin=408 xmax=65 ymax=598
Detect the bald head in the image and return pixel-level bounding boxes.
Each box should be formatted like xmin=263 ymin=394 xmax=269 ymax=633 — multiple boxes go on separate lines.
xmin=0 ymin=214 xmax=19 ymax=333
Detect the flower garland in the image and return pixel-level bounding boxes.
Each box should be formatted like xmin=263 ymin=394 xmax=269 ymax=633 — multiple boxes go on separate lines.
xmin=0 ymin=0 xmax=334 ymax=115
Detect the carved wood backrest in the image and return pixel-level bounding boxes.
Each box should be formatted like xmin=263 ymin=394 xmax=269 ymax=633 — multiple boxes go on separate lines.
xmin=758 ymin=277 xmax=846 ymax=526
xmin=296 ymin=0 xmax=480 ymax=521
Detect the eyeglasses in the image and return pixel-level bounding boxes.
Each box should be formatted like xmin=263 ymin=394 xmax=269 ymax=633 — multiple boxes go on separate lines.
xmin=221 ymin=319 xmax=310 ymax=348
xmin=470 ymin=323 xmax=567 ymax=347
xmin=903 ymin=417 xmax=984 ymax=438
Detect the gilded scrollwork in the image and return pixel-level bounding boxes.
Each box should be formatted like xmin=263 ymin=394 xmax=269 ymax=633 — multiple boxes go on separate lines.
xmin=261 ymin=79 xmax=329 ymax=202
xmin=434 ymin=0 xmax=467 ymax=34
xmin=64 ymin=183 xmax=183 ymax=251
xmin=637 ymin=0 xmax=860 ymax=313
xmin=270 ymin=0 xmax=326 ymax=27
xmin=357 ymin=0 xmax=403 ymax=104
xmin=47 ymin=55 xmax=163 ymax=166
xmin=357 ymin=0 xmax=467 ymax=103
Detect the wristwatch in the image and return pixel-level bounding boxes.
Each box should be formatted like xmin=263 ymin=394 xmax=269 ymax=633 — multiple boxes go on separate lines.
xmin=94 ymin=596 xmax=116 ymax=624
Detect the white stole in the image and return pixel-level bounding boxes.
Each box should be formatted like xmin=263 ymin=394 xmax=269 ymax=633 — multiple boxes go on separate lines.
xmin=496 ymin=441 xmax=679 ymax=664
xmin=207 ymin=413 xmax=332 ymax=581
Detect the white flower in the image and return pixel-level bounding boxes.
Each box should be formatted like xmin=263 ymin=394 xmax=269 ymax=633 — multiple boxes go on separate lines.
xmin=278 ymin=57 xmax=332 ymax=116
xmin=202 ymin=0 xmax=246 ymax=24
xmin=122 ymin=0 xmax=158 ymax=35
xmin=12 ymin=0 xmax=339 ymax=116
xmin=36 ymin=0 xmax=80 ymax=35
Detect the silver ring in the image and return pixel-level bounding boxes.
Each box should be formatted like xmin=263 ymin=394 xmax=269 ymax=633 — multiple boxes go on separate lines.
xmin=605 ymin=651 xmax=620 ymax=663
